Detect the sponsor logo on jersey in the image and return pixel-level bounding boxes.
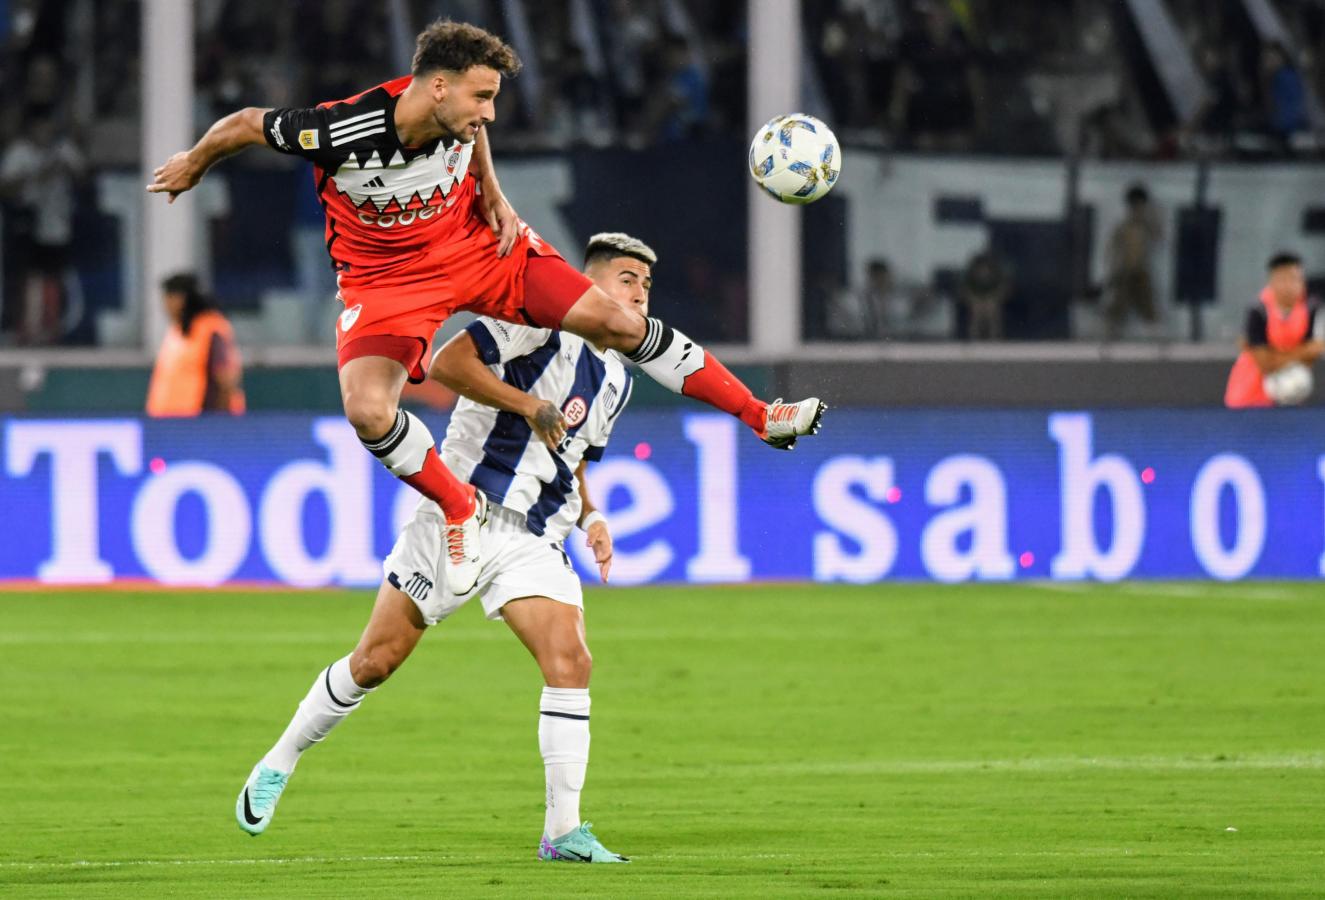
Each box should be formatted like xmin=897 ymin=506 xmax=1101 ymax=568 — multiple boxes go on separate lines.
xmin=339 ymin=303 xmax=362 ymax=332
xmin=355 ymin=205 xmax=444 ymax=228
xmin=562 ymin=395 xmax=588 ymax=427
xmin=269 ymin=114 xmax=289 ymax=150
xmin=299 ymin=129 xmax=320 ymax=150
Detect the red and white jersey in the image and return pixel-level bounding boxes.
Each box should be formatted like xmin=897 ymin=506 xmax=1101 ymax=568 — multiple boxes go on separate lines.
xmin=263 ymin=76 xmax=480 ymax=274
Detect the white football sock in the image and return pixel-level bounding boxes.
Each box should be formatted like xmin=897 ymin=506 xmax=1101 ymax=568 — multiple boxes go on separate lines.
xmin=625 ymin=318 xmax=704 ymax=393
xmin=539 ymin=686 xmax=591 ymax=841
xmin=262 ymin=655 xmax=371 ymax=773
xmin=360 ymin=409 xmax=434 ymax=477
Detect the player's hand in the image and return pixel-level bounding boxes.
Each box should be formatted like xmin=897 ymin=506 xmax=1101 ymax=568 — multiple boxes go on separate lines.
xmin=527 ymin=400 xmax=567 ymax=451
xmin=146 ymin=151 xmax=202 ymax=203
xmin=585 ymin=520 xmax=612 ymax=583
xmin=480 ymin=186 xmax=520 ymax=257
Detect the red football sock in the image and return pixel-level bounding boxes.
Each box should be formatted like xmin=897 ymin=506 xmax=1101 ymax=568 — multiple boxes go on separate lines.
xmin=400 ymin=449 xmax=476 ymax=522
xmin=681 ymin=351 xmax=768 ymax=431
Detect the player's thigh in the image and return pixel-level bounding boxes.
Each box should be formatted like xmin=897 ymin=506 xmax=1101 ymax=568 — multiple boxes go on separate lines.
xmin=349 ymin=579 xmax=428 ymax=688
xmin=501 ymin=596 xmax=591 ymax=687
xmin=520 ymin=252 xmax=596 ymax=330
xmin=558 ymin=282 xmax=644 ymax=351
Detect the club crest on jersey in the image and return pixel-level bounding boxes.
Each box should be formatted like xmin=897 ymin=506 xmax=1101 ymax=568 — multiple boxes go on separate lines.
xmin=562 ymin=395 xmax=588 ymax=427
xmin=339 ymin=303 xmax=362 ymax=332
xmin=445 ymin=148 xmax=461 ymax=173
xmin=299 ymin=129 xmax=320 ymax=150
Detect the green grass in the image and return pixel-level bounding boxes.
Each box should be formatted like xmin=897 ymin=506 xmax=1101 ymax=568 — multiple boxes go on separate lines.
xmin=2 ymin=582 xmax=1323 ymax=897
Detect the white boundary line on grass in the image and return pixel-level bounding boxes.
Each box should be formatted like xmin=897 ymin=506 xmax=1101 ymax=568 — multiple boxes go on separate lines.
xmin=0 ymin=855 xmax=430 ymax=871
xmin=704 ymin=753 xmax=1325 ymax=776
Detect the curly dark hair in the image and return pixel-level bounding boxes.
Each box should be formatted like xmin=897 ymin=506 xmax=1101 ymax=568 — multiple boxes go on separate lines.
xmin=411 ymin=20 xmax=521 ymax=77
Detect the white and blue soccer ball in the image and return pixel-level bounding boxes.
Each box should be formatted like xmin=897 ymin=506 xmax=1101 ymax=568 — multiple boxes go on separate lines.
xmin=748 ymin=113 xmax=841 ymax=205
xmin=1263 ymin=362 xmax=1314 ymax=405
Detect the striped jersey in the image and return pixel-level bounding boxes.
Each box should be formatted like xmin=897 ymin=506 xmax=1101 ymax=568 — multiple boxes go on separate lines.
xmin=431 ymin=317 xmax=634 ymax=540
xmin=262 ymin=76 xmax=478 ymax=273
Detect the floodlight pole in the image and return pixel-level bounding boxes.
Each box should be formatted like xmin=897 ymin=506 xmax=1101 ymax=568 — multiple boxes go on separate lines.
xmin=747 ymin=0 xmax=802 ymax=355
xmin=141 ymin=0 xmax=196 ymax=351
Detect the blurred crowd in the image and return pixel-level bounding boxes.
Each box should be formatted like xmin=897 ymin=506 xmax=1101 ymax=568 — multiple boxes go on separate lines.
xmin=3 ymin=0 xmax=1324 ymax=347
xmin=809 ymin=0 xmax=1325 ymax=159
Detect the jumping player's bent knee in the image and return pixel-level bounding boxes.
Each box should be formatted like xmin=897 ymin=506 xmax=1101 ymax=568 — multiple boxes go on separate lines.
xmin=341 ymin=392 xmax=397 ymax=438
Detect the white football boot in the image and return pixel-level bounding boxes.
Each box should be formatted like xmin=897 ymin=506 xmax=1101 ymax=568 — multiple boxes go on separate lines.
xmin=758 ymin=398 xmax=827 ymax=450
xmin=443 ymin=488 xmax=487 ymax=595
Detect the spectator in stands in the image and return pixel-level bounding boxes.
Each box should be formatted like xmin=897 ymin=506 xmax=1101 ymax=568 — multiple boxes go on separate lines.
xmin=891 ymin=2 xmax=982 ymax=152
xmin=545 ymin=43 xmax=611 ymax=146
xmin=646 ymin=35 xmax=710 ymax=142
xmin=826 ymin=258 xmax=942 ymax=341
xmin=1261 ymin=41 xmax=1309 ymax=150
xmin=146 ymin=274 xmax=246 ymax=417
xmin=0 ymin=112 xmax=84 ymax=344
xmin=826 ymin=259 xmax=885 ymax=340
xmin=1105 ymin=183 xmax=1163 ymax=338
xmin=818 ymin=5 xmax=895 ymax=132
xmin=1225 ymin=251 xmax=1323 ymax=408
xmin=1192 ymin=45 xmax=1243 ymax=146
xmin=960 ymin=247 xmax=1012 ymax=340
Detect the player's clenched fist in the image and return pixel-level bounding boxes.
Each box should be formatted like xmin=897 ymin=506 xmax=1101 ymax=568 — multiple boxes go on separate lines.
xmin=146 ymin=151 xmax=203 ymax=203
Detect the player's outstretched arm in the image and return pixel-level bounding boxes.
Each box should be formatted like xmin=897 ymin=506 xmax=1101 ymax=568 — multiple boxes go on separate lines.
xmin=575 ymin=459 xmax=612 ymax=583
xmin=146 ymin=107 xmax=269 ymax=203
xmin=430 ymin=330 xmax=567 ymax=449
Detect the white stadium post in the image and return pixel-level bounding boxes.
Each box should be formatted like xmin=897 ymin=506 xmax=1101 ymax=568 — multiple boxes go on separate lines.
xmin=141 ymin=0 xmax=197 ymax=351
xmin=747 ymin=0 xmax=802 ymax=355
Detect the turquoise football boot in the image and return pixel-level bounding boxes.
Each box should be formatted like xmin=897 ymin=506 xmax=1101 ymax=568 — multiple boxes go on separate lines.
xmin=537 ymin=822 xmax=630 ymax=863
xmin=236 ymin=763 xmax=290 ymax=836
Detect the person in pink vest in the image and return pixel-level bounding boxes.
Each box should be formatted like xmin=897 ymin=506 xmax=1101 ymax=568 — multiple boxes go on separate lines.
xmin=1224 ymin=252 xmax=1323 ymax=408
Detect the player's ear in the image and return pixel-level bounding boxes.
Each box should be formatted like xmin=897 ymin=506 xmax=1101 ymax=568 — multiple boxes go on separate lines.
xmin=430 ymin=72 xmax=448 ymax=102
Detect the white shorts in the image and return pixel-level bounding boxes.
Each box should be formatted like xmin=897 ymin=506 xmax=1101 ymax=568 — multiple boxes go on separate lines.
xmin=382 ymin=501 xmax=583 ymax=625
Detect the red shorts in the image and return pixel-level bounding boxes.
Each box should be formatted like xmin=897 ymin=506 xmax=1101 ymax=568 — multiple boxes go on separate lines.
xmin=334 ymin=218 xmax=592 ymax=382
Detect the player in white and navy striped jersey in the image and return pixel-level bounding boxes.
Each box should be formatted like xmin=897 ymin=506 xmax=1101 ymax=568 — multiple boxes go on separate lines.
xmin=234 ymin=233 xmax=659 ymax=863
xmin=434 ymin=308 xmax=633 ymax=542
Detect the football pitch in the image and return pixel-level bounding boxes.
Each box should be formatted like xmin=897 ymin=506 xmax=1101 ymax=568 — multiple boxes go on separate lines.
xmin=3 ymin=582 xmax=1323 ymax=898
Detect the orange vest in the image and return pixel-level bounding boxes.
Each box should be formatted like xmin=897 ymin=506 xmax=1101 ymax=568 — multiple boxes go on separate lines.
xmin=146 ymin=310 xmax=246 ymax=417
xmin=1224 ymin=288 xmax=1309 ymax=408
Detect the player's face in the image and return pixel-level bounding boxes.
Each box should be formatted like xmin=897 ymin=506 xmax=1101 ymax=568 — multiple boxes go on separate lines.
xmin=433 ymin=66 xmax=501 ymax=143
xmin=1269 ymin=264 xmax=1305 ymax=306
xmin=591 ymin=257 xmax=652 ymax=317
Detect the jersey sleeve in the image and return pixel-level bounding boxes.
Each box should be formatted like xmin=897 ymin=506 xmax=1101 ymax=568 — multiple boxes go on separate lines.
xmin=262 ymin=107 xmax=333 ymax=161
xmin=1243 ymin=306 xmax=1269 ymax=347
xmin=584 ymin=372 xmax=634 ymax=460
xmin=465 ymin=318 xmax=551 ymax=365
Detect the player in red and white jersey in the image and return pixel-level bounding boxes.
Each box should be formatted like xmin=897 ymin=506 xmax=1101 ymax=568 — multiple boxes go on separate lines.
xmin=148 ymin=20 xmax=825 ymax=595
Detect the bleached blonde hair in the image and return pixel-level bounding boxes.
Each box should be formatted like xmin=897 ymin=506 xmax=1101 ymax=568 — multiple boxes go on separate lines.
xmin=584 ymin=232 xmax=658 ymax=268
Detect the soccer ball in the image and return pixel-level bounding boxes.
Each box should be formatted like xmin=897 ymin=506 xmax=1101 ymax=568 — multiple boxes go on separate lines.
xmin=1263 ymin=362 xmax=1313 ymax=405
xmin=748 ymin=113 xmax=841 ymax=205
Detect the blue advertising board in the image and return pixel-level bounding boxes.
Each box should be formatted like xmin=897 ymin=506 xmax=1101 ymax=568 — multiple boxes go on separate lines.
xmin=1 ymin=410 xmax=1321 ymax=586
